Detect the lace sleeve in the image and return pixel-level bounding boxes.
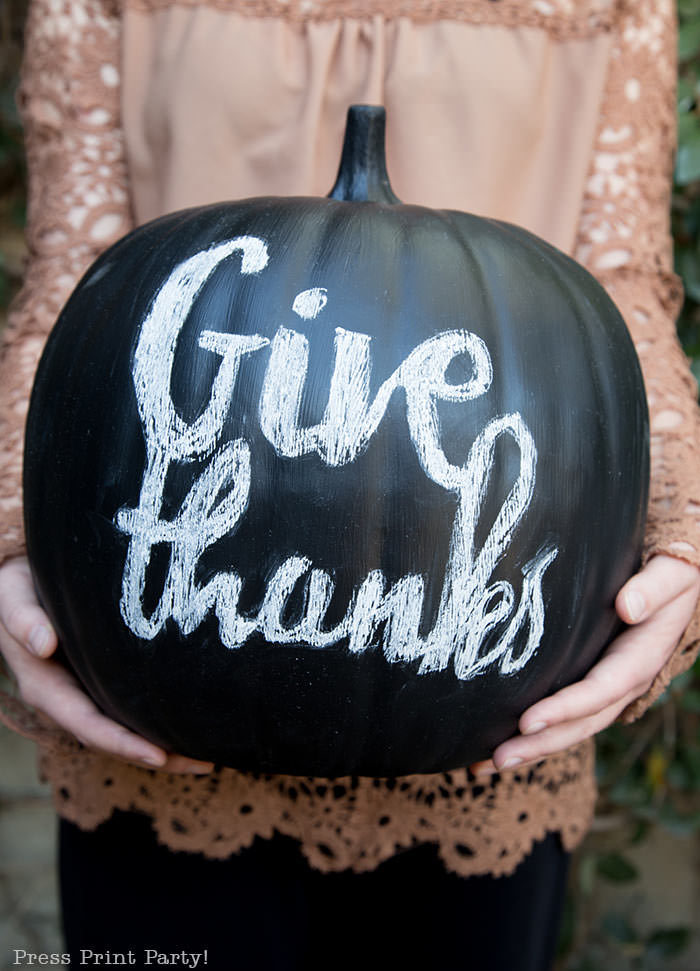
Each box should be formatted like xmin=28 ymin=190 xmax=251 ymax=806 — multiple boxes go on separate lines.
xmin=573 ymin=0 xmax=700 ymax=718
xmin=0 ymin=0 xmax=132 ymax=567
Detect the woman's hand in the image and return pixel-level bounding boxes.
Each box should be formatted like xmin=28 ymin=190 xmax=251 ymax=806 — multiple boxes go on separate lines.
xmin=471 ymin=554 xmax=700 ymax=776
xmin=0 ymin=556 xmax=214 ymax=774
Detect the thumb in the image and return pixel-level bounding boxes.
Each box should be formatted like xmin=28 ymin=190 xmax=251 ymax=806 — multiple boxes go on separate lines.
xmin=615 ymin=554 xmax=700 ymax=626
xmin=0 ymin=558 xmax=58 ymax=658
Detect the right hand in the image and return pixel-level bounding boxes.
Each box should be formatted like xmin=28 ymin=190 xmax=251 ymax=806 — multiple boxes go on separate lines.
xmin=0 ymin=556 xmax=214 ymax=774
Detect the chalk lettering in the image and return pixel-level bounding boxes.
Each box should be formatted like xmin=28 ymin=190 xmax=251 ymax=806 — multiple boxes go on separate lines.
xmin=115 ymin=240 xmax=558 ymax=680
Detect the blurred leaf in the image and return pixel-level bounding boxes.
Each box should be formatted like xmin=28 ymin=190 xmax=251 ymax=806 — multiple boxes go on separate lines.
xmin=596 ymin=853 xmax=639 ymax=883
xmin=602 ymin=912 xmax=639 ymax=944
xmin=677 ymin=246 xmax=700 ymax=302
xmin=645 ymin=926 xmax=691 ymax=958
xmin=679 ymin=686 xmax=700 ymax=711
xmin=644 ymin=746 xmax=668 ymax=792
xmin=678 ymin=75 xmax=696 ymax=112
xmin=677 ymin=109 xmax=699 ymax=143
xmin=578 ymin=852 xmax=597 ymax=896
xmin=606 ymin=779 xmax=648 ymax=809
xmin=667 ymin=759 xmax=691 ymax=788
xmin=628 ymin=820 xmax=651 ymax=845
xmin=679 ymin=17 xmax=700 ymax=59
xmin=676 ymin=128 xmax=700 ymax=184
xmin=9 ymin=193 xmax=25 ymax=228
xmin=679 ymin=0 xmax=700 ymax=16
xmin=658 ymin=803 xmax=700 ymax=836
xmin=679 ymin=744 xmax=700 ymax=786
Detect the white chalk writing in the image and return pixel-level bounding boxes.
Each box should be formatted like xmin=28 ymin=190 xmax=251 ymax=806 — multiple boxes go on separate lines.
xmin=114 ymin=237 xmax=558 ymax=680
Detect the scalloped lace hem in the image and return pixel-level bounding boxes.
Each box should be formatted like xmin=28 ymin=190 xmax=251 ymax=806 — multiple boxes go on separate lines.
xmin=35 ymin=738 xmax=596 ymax=876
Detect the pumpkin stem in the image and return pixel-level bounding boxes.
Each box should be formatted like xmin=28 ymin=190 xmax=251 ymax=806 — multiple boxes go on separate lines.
xmin=328 ymin=105 xmax=401 ymax=205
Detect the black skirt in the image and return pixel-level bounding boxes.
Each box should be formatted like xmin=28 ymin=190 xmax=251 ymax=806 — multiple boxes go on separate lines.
xmin=59 ymin=809 xmax=570 ymax=971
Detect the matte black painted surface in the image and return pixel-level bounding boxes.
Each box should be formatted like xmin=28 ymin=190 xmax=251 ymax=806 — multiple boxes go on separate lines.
xmin=23 ymin=107 xmax=649 ymax=776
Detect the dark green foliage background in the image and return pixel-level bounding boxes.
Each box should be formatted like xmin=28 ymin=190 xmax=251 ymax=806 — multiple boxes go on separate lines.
xmin=1 ymin=0 xmax=700 ymax=967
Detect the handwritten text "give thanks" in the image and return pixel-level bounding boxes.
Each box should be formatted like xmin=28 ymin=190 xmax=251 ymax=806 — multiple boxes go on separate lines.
xmin=114 ymin=236 xmax=558 ymax=681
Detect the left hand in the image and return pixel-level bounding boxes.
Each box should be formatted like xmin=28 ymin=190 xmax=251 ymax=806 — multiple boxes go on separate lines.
xmin=471 ymin=554 xmax=700 ymax=776
xmin=0 ymin=556 xmax=215 ymax=774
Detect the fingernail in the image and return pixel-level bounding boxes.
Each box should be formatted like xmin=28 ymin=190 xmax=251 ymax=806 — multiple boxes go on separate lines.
xmin=183 ymin=762 xmax=215 ymax=775
xmin=498 ymin=756 xmax=523 ymax=771
xmin=140 ymin=753 xmax=167 ymax=768
xmin=522 ymin=721 xmax=547 ymax=736
xmin=27 ymin=625 xmax=51 ymax=657
xmin=625 ymin=590 xmax=646 ymax=623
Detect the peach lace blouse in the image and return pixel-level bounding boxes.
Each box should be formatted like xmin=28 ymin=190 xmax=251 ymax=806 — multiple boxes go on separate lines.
xmin=1 ymin=0 xmax=700 ymax=876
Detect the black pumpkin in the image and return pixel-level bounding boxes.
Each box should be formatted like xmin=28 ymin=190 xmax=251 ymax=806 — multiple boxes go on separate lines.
xmin=23 ymin=106 xmax=648 ymax=776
